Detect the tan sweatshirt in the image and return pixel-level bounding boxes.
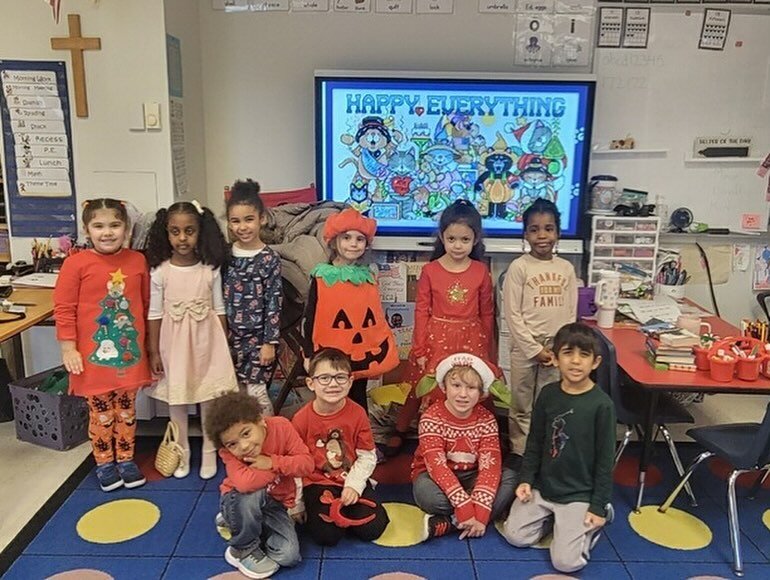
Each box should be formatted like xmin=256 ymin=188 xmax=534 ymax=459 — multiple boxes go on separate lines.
xmin=502 ymin=253 xmax=577 ymax=360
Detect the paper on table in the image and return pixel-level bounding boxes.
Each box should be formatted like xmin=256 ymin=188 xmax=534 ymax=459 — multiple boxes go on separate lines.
xmin=618 ymin=296 xmax=681 ymax=323
xmin=11 ymin=272 xmax=58 ymax=288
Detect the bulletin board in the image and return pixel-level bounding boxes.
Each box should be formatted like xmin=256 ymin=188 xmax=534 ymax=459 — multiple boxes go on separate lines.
xmin=589 ymin=10 xmax=770 ymax=232
xmin=0 ymin=60 xmax=77 ymax=237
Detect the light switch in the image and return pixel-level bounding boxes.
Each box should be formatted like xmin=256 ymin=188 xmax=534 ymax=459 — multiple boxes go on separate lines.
xmin=144 ymin=102 xmax=161 ymax=130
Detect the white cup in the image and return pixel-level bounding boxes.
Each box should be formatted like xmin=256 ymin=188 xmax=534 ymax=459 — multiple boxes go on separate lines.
xmin=595 ymin=270 xmax=621 ymax=329
xmin=677 ymin=315 xmax=712 ymax=336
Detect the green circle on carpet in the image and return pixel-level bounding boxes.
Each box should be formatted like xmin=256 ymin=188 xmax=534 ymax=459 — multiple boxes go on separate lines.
xmin=629 ymin=506 xmax=712 ymax=550
xmin=374 ymin=502 xmax=427 ymax=547
xmin=76 ymin=499 xmax=160 ymax=544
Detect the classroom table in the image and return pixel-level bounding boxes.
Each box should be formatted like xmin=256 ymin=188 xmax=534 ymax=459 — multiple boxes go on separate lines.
xmin=596 ymin=308 xmax=770 ymax=511
xmin=0 ymin=288 xmax=55 ymax=379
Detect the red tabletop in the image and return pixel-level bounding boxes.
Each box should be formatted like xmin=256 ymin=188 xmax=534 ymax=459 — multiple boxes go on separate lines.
xmin=596 ymin=310 xmax=770 ymax=394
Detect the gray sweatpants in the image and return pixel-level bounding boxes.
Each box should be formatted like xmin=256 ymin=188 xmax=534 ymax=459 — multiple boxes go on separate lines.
xmin=501 ymin=488 xmax=601 ymax=573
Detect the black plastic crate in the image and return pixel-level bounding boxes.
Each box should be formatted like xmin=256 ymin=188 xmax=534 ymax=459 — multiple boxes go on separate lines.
xmin=9 ymin=366 xmax=88 ymax=451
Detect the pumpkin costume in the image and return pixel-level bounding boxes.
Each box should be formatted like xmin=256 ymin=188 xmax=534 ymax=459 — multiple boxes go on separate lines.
xmin=302 ymin=263 xmax=399 ymax=381
xmin=302 ymin=208 xmax=398 ymax=411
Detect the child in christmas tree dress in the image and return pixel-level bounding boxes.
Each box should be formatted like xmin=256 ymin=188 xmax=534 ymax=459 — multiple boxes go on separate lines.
xmin=145 ymin=200 xmax=238 ymax=480
xmin=54 ymin=198 xmax=151 ymax=492
xmin=386 ymin=199 xmax=498 ymax=456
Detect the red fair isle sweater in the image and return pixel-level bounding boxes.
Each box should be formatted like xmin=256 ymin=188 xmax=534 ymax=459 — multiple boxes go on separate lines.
xmin=219 ymin=416 xmax=314 ymax=510
xmin=411 ymin=402 xmax=503 ymax=525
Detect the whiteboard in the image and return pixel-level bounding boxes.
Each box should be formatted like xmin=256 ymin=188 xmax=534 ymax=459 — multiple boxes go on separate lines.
xmin=589 ymin=10 xmax=770 ymax=231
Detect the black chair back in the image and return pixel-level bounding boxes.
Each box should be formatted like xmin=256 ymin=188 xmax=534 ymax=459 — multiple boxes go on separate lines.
xmin=740 ymin=401 xmax=770 ymax=468
xmin=593 ymin=328 xmax=636 ymax=426
xmin=756 ymin=292 xmax=770 ymax=322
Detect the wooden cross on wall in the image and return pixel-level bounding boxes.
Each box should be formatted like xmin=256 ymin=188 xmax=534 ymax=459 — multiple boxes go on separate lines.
xmin=50 ymin=14 xmax=101 ymax=118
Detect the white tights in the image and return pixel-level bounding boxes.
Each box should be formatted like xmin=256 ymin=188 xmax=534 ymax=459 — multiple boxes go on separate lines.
xmin=168 ymin=401 xmax=217 ymax=478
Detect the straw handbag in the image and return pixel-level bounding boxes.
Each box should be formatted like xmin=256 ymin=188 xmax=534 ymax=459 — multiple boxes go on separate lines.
xmin=155 ymin=420 xmax=184 ymax=477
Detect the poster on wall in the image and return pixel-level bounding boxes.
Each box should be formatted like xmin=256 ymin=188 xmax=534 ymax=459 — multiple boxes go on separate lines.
xmin=0 ymin=60 xmax=77 ymax=237
xmin=753 ymin=245 xmax=770 ymax=290
xmin=514 ymin=13 xmax=554 ymax=66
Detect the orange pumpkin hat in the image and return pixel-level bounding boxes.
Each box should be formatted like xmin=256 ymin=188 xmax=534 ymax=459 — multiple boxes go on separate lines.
xmin=323 ymin=208 xmax=377 ymax=244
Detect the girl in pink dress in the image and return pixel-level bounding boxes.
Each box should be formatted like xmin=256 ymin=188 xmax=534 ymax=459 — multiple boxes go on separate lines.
xmin=146 ymin=201 xmax=238 ymax=479
xmin=385 ymin=200 xmax=499 ymax=456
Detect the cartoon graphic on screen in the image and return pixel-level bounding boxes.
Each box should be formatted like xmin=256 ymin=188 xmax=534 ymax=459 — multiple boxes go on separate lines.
xmin=339 ymin=116 xmax=404 ymax=211
xmin=474 ymin=133 xmax=518 ymax=219
xmin=320 ymin=79 xmax=591 ymax=235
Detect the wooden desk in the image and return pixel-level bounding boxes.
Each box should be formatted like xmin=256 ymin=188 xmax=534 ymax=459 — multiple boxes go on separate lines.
xmin=597 ymin=312 xmax=770 ymax=510
xmin=0 ymin=288 xmax=55 ymax=379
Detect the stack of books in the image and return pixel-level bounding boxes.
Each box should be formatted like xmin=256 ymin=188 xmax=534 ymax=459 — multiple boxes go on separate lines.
xmin=645 ymin=335 xmax=698 ymax=372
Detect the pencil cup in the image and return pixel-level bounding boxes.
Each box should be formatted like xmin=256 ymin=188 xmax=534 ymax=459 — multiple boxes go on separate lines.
xmin=709 ymin=357 xmax=735 ymax=382
xmin=736 ymin=357 xmax=763 ymax=381
xmin=655 ymin=283 xmax=685 ymax=300
xmin=693 ymin=346 xmax=711 ymax=371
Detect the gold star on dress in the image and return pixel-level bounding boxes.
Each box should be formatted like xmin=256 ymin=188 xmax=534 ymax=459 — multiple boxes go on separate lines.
xmin=110 ymin=268 xmax=126 ymax=284
xmin=447 ymin=280 xmax=468 ymax=304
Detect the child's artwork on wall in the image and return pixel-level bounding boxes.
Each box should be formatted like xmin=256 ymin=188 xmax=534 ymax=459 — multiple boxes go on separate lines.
xmin=753 ymin=245 xmax=770 ymax=290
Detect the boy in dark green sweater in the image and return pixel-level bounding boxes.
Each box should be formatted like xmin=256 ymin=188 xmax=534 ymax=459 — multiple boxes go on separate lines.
xmin=502 ymin=322 xmax=615 ymax=574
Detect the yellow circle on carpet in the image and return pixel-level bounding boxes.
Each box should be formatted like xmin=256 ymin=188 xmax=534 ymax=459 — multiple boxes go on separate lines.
xmin=76 ymin=499 xmax=160 ymax=544
xmin=762 ymin=509 xmax=770 ymax=531
xmin=374 ymin=502 xmax=427 ymax=547
xmin=628 ymin=506 xmax=712 ymax=550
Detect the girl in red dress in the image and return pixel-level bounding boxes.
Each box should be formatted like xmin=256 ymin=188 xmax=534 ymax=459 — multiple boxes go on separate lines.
xmin=54 ymin=199 xmax=151 ymax=492
xmin=386 ymin=199 xmax=498 ymax=456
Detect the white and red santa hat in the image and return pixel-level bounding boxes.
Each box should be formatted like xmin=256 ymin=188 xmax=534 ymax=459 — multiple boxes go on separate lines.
xmin=435 ymin=353 xmax=495 ymax=395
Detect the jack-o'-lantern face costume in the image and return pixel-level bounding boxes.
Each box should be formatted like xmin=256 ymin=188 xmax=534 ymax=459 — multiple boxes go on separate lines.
xmin=307 ymin=209 xmax=399 ymax=379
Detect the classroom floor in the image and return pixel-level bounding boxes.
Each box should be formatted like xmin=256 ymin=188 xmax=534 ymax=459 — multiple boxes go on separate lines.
xmin=2 ymin=434 xmax=770 ymax=580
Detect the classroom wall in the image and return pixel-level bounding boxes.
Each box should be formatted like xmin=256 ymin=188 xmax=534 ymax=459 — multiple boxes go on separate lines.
xmin=196 ymin=2 xmax=770 ymax=325
xmin=164 ymin=0 xmax=208 ymax=202
xmin=0 ymin=0 xmax=175 ymax=377
xmin=0 ymin=0 xmax=175 ymax=260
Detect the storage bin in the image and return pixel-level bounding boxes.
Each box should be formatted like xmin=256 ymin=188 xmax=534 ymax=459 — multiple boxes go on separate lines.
xmin=9 ymin=366 xmax=88 ymax=451
xmin=709 ymin=357 xmax=736 ymax=382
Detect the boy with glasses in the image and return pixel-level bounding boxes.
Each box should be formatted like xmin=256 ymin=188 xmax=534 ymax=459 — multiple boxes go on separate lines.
xmin=290 ymin=348 xmax=390 ymax=546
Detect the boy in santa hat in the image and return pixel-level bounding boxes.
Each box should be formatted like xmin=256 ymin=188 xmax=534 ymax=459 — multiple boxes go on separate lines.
xmin=410 ymin=352 xmax=516 ymax=541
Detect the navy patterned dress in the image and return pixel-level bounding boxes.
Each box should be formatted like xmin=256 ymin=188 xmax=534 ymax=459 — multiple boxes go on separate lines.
xmin=223 ymin=247 xmax=282 ymax=385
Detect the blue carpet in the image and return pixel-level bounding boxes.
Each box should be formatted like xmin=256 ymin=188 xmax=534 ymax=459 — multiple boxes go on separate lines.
xmin=4 ymin=442 xmax=770 ymax=579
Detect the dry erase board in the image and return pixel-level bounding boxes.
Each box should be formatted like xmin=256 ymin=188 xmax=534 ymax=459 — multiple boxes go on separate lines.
xmin=589 ymin=11 xmax=770 ymax=231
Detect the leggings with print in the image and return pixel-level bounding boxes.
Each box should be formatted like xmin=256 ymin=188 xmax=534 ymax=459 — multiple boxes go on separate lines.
xmin=85 ymin=389 xmax=137 ymax=465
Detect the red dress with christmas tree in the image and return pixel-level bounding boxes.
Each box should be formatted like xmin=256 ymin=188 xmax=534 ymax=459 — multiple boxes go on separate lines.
xmin=54 ymin=249 xmax=151 ymax=396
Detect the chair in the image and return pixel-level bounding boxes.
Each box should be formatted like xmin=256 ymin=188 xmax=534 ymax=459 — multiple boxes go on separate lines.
xmin=658 ymin=402 xmax=770 ymax=577
xmin=271 ymin=278 xmax=308 ymax=414
xmin=593 ymin=329 xmax=697 ymax=508
xmin=756 ymin=291 xmax=770 ymax=322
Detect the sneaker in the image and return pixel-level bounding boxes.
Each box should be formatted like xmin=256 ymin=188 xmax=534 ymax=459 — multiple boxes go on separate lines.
xmin=424 ymin=514 xmax=456 ymax=540
xmin=247 ymin=383 xmax=274 ymax=416
xmin=116 ymin=460 xmax=146 ymax=489
xmin=96 ymin=462 xmax=123 ymax=492
xmin=216 ymin=512 xmax=232 ymax=541
xmin=224 ymin=546 xmax=279 ymax=579
xmin=589 ymin=503 xmax=615 ymax=551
